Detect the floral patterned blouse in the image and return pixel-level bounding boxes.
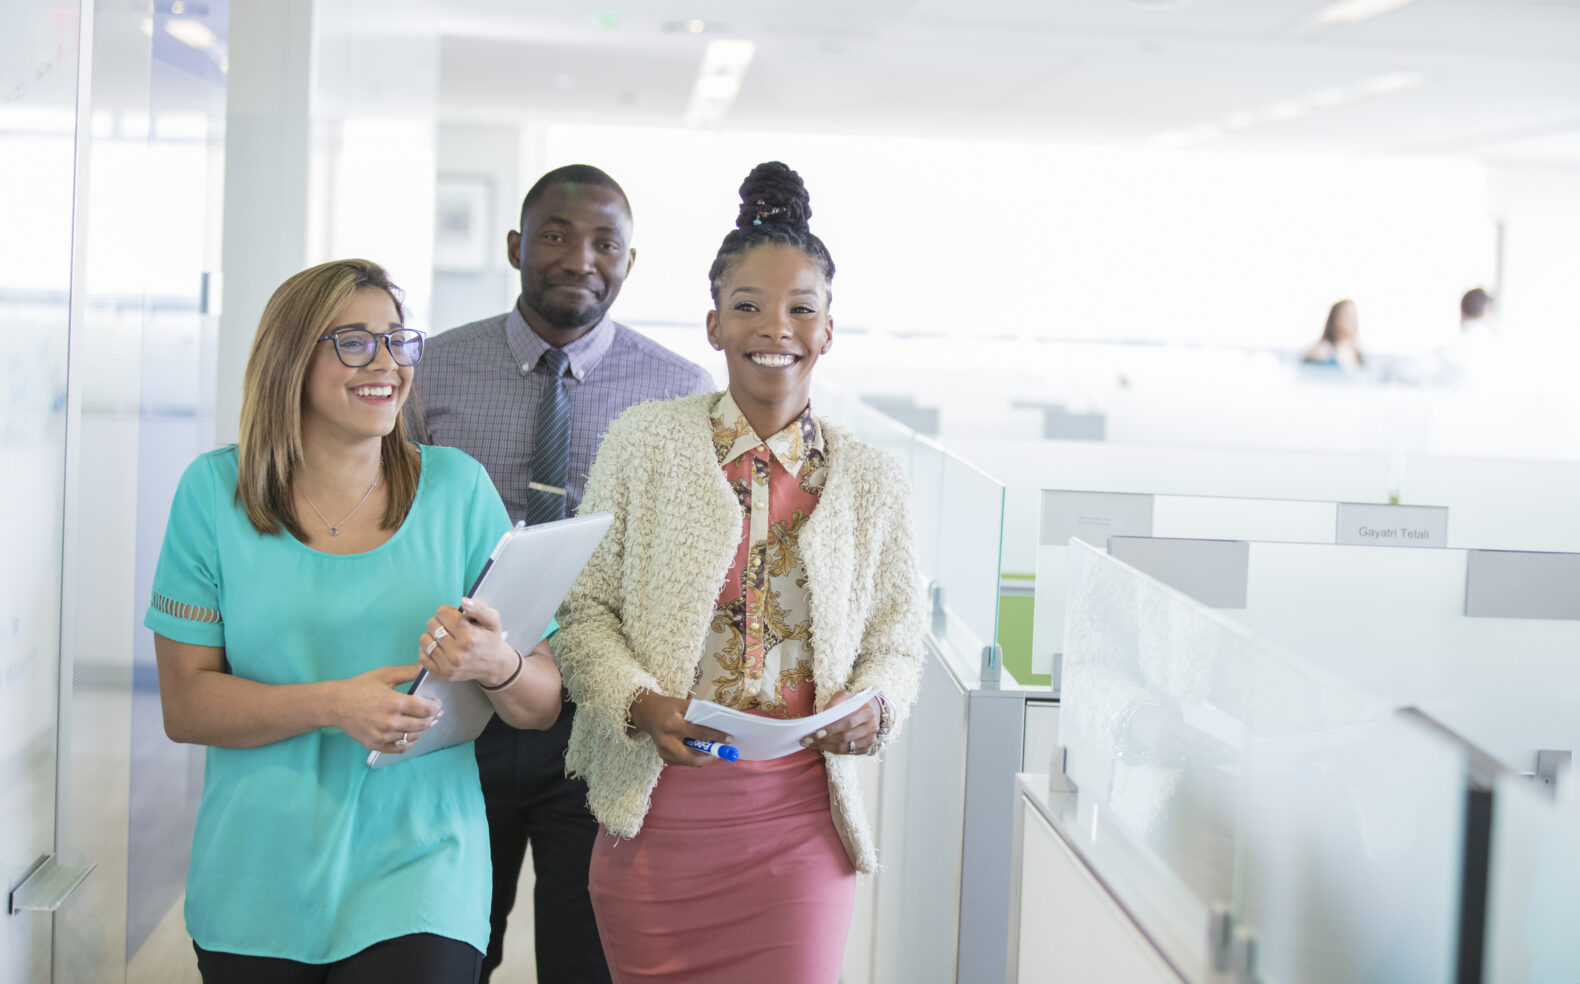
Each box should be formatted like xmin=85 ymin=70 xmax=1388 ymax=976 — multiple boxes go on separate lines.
xmin=695 ymin=392 xmax=827 ymax=718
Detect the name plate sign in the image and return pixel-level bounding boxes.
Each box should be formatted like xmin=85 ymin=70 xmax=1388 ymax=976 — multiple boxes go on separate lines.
xmin=1041 ymin=490 xmax=1153 ymax=546
xmin=1335 ymin=503 xmax=1448 ymax=548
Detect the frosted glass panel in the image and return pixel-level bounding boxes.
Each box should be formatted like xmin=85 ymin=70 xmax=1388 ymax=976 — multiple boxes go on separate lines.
xmin=1035 ymin=490 xmax=1345 ymax=681
xmin=837 ymin=396 xmax=1005 ymax=656
xmin=1227 ymin=543 xmax=1580 ymax=773
xmin=910 ymin=437 xmax=945 ymax=587
xmin=1484 ymin=773 xmax=1580 ymax=983
xmin=932 ymin=441 xmax=1004 ymax=653
xmin=1237 ymin=684 xmax=1463 ymax=984
xmin=1060 ymin=540 xmax=1258 ymax=970
xmin=1062 ymin=542 xmax=1469 ymax=983
xmin=843 ymin=398 xmax=915 ymax=475
xmin=1 ymin=0 xmax=77 ymax=978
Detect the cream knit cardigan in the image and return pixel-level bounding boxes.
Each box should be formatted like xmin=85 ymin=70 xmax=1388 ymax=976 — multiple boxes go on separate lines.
xmin=555 ymin=392 xmax=926 ymax=873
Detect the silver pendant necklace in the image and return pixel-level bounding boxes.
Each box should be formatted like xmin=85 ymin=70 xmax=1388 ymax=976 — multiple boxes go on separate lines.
xmin=301 ymin=458 xmax=381 ymax=536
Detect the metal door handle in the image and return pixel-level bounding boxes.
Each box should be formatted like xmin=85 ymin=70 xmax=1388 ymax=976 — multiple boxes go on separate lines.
xmin=8 ymin=855 xmax=95 ymax=914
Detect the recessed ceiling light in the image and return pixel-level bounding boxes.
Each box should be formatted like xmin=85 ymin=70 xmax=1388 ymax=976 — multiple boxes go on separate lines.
xmin=683 ymin=38 xmax=757 ymax=128
xmin=704 ymin=39 xmax=756 ymax=70
xmin=1311 ymin=0 xmax=1417 ymax=27
xmin=1354 ymin=70 xmax=1424 ymax=95
xmin=1261 ymin=100 xmax=1309 ymax=122
xmin=687 ymin=19 xmax=706 ymax=34
xmin=1306 ymin=86 xmax=1352 ymax=108
xmin=1157 ymin=66 xmax=1423 ymax=149
xmin=164 ymin=17 xmax=217 ymax=50
xmin=695 ymin=74 xmax=741 ymax=100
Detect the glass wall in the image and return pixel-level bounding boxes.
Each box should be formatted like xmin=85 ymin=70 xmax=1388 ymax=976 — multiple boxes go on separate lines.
xmin=0 ymin=0 xmax=80 ymax=978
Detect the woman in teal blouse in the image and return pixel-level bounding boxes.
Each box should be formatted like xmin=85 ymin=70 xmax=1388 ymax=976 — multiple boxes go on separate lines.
xmin=145 ymin=259 xmax=562 ymax=983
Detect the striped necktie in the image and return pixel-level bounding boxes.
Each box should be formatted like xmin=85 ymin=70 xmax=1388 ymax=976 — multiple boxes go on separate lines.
xmin=523 ymin=347 xmax=571 ymax=526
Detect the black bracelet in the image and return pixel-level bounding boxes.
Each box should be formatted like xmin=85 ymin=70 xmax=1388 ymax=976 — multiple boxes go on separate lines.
xmin=480 ymin=649 xmax=525 ymax=692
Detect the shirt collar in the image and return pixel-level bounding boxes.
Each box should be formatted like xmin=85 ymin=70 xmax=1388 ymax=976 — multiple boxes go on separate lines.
xmin=710 ymin=391 xmax=823 ymax=476
xmin=504 ymin=302 xmax=616 ymax=382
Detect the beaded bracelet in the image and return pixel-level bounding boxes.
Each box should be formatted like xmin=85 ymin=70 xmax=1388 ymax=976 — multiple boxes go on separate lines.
xmin=872 ymin=692 xmax=894 ymax=751
xmin=480 ymin=649 xmax=525 ymax=692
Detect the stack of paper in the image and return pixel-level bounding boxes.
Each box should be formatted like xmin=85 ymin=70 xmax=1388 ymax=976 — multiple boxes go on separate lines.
xmin=684 ymin=689 xmax=875 ymax=760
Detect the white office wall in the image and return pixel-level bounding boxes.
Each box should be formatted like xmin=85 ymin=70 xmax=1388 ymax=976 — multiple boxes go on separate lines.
xmin=1487 ymin=162 xmax=1580 ymax=388
xmin=430 ymin=122 xmax=520 ymax=332
xmin=537 ymin=125 xmax=1495 ymax=356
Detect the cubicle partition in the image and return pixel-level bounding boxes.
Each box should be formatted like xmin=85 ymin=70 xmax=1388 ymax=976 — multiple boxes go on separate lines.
xmin=945 ymin=437 xmax=1393 ymax=577
xmin=1010 ymin=538 xmax=1580 ymax=983
xmin=1398 ymin=454 xmax=1580 ymax=553
xmin=831 ymin=395 xmax=1059 ymax=984
xmin=1484 ymin=772 xmax=1580 ymax=981
xmin=1030 ymin=490 xmax=1445 ymax=682
xmin=831 ymin=388 xmax=1580 ymax=983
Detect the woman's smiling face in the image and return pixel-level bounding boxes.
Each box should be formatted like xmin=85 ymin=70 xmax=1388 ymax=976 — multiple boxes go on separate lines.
xmin=302 ymin=287 xmax=412 ymax=445
xmin=706 ymin=244 xmax=833 ymax=432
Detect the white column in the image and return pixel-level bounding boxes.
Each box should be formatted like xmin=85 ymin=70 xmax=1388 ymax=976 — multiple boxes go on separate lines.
xmin=216 ymin=0 xmax=314 ymax=445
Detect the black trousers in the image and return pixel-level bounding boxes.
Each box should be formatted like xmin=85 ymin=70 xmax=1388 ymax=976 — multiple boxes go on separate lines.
xmin=193 ymin=934 xmax=480 ymax=983
xmin=476 ymin=699 xmax=612 ymax=984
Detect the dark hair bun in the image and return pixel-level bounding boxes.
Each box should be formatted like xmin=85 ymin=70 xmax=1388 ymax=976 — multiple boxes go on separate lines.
xmin=735 ymin=161 xmax=812 ymax=232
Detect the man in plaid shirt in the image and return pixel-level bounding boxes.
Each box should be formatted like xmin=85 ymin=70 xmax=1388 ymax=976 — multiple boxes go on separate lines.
xmin=408 ymin=164 xmax=713 ymax=984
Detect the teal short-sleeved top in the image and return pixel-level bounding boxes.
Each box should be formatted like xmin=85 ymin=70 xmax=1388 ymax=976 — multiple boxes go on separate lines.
xmin=144 ymin=444 xmax=544 ymax=962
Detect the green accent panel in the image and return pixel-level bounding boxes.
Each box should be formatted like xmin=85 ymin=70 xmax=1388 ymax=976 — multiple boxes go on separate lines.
xmin=998 ymin=593 xmax=1052 ymax=687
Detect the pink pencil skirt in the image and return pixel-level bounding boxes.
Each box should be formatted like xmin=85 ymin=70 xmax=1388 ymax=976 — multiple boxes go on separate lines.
xmin=588 ymin=748 xmax=858 ymax=984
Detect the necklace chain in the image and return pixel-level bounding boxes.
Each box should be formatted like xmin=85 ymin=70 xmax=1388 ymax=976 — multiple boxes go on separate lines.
xmin=301 ymin=458 xmax=382 ymax=536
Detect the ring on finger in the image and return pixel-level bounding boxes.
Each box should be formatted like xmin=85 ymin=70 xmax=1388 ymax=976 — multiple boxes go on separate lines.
xmin=394 ymin=733 xmax=409 ymax=748
xmin=432 ymin=625 xmax=448 ymax=642
xmin=424 ymin=638 xmax=440 ymax=657
xmin=848 ymin=740 xmax=855 ymax=754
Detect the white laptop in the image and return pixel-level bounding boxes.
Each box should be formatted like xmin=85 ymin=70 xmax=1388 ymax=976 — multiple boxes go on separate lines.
xmin=367 ymin=511 xmax=613 ymax=769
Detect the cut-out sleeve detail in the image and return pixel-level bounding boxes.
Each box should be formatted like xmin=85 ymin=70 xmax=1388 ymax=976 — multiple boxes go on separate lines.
xmin=144 ymin=452 xmax=227 ymax=648
xmin=151 ymin=591 xmax=222 ymax=624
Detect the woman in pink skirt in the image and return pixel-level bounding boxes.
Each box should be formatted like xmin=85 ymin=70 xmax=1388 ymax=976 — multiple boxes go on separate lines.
xmin=555 ymin=161 xmax=925 ymax=984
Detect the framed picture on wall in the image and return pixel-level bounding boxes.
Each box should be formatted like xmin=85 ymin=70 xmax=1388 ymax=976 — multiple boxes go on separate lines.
xmin=434 ymin=174 xmax=493 ymax=272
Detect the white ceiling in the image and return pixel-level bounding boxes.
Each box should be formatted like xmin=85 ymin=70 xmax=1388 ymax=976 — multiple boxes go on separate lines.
xmin=433 ymin=0 xmax=1580 ymax=161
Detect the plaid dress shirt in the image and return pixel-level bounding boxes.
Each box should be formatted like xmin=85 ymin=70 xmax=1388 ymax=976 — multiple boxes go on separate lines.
xmin=407 ymin=304 xmax=715 ymax=522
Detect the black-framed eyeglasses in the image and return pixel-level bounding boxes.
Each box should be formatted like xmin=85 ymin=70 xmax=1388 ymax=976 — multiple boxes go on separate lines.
xmin=318 ymin=327 xmax=425 ymax=368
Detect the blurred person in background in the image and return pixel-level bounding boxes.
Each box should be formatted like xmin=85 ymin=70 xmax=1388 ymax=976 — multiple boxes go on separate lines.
xmin=1432 ymin=287 xmax=1504 ymax=387
xmin=1303 ymin=298 xmax=1366 ymax=372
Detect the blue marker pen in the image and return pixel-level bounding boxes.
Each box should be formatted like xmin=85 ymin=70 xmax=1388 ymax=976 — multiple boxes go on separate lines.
xmin=683 ymin=738 xmax=740 ymax=762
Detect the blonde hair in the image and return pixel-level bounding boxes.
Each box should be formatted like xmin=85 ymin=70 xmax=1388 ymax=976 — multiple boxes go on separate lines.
xmin=236 ymin=258 xmax=422 ymax=540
